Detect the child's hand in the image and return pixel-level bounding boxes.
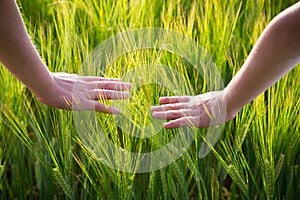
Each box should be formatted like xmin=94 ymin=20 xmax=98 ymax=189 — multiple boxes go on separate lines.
xmin=37 ymin=72 xmax=132 ymax=114
xmin=151 ymin=91 xmax=236 ymax=128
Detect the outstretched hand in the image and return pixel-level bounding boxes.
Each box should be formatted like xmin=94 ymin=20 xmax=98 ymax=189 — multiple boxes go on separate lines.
xmin=37 ymin=72 xmax=132 ymax=114
xmin=151 ymin=91 xmax=236 ymax=128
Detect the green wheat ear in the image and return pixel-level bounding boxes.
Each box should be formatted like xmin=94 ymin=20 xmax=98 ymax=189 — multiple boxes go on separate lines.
xmin=34 ymin=161 xmax=42 ymax=191
xmin=171 ymin=162 xmax=186 ymax=190
xmin=265 ymin=159 xmax=274 ymax=199
xmin=275 ymin=154 xmax=284 ymax=181
xmin=0 ymin=164 xmax=5 ymax=181
xmin=149 ymin=171 xmax=157 ymax=199
xmin=227 ymin=164 xmax=248 ymax=196
xmin=287 ymin=165 xmax=294 ymax=191
xmin=52 ymin=167 xmax=73 ymax=199
xmin=182 ymin=152 xmax=199 ymax=182
xmin=160 ymin=168 xmax=169 ymax=200
xmin=0 ymin=149 xmax=5 ymax=180
xmin=169 ymin=172 xmax=180 ymax=199
xmin=102 ymin=163 xmax=118 ymax=184
xmin=234 ymin=124 xmax=249 ymax=154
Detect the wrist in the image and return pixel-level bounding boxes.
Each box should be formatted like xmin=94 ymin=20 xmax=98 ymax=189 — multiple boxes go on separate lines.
xmin=224 ymin=87 xmax=240 ymax=121
xmin=28 ymin=68 xmax=55 ymax=100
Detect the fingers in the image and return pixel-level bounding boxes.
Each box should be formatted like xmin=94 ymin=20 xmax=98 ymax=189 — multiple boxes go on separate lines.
xmin=76 ymin=80 xmax=132 ymax=90
xmin=152 ymin=109 xmax=198 ymax=120
xmin=163 ymin=116 xmax=208 ymax=128
xmin=87 ymin=89 xmax=130 ymax=100
xmin=77 ymin=75 xmax=120 ymax=82
xmin=74 ymin=77 xmax=131 ymax=112
xmin=151 ymin=95 xmax=214 ymax=128
xmin=97 ymin=81 xmax=132 ymax=91
xmin=75 ymin=77 xmax=132 ymax=100
xmin=158 ymin=96 xmax=190 ymax=104
xmin=79 ymin=81 xmax=132 ymax=91
xmin=151 ymin=102 xmax=191 ymax=112
xmin=74 ymin=100 xmax=120 ymax=114
xmin=94 ymin=102 xmax=120 ymax=114
xmin=54 ymin=73 xmax=120 ymax=82
xmin=49 ymin=73 xmax=132 ymax=113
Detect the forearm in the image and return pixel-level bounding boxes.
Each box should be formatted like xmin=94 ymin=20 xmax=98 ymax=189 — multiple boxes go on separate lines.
xmin=0 ymin=0 xmax=53 ymax=97
xmin=225 ymin=2 xmax=300 ymax=115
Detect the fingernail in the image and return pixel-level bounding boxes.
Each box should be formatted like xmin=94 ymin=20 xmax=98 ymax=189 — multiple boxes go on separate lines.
xmin=152 ymin=112 xmax=158 ymax=117
xmin=159 ymin=97 xmax=167 ymax=103
xmin=164 ymin=123 xmax=171 ymax=128
xmin=150 ymin=106 xmax=158 ymax=111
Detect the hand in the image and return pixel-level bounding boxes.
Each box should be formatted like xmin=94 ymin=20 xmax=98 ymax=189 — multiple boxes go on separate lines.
xmin=36 ymin=72 xmax=132 ymax=114
xmin=151 ymin=91 xmax=236 ymax=128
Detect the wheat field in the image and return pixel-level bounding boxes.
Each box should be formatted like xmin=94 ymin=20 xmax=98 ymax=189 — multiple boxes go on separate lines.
xmin=0 ymin=0 xmax=299 ymax=199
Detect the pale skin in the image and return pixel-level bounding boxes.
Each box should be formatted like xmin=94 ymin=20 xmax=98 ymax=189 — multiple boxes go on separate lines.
xmin=0 ymin=0 xmax=132 ymax=114
xmin=152 ymin=2 xmax=300 ymax=128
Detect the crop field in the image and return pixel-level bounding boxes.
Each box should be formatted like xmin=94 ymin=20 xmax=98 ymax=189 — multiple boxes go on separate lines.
xmin=0 ymin=0 xmax=299 ymax=199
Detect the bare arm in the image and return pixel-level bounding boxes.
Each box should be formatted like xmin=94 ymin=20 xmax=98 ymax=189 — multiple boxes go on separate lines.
xmin=0 ymin=0 xmax=53 ymax=97
xmin=0 ymin=0 xmax=131 ymax=113
xmin=224 ymin=2 xmax=300 ymax=117
xmin=152 ymin=2 xmax=300 ymax=128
